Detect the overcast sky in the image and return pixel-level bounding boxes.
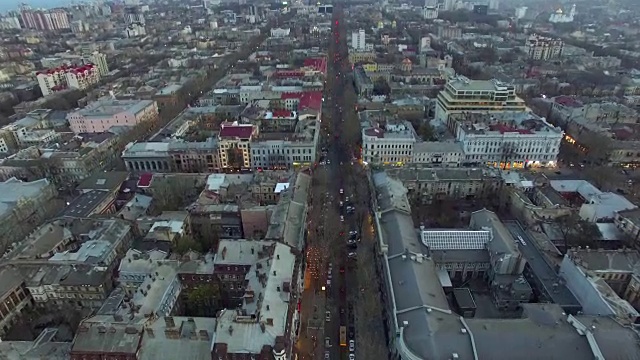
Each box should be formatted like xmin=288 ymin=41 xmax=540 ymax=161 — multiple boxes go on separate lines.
xmin=1 ymin=0 xmax=71 ymax=13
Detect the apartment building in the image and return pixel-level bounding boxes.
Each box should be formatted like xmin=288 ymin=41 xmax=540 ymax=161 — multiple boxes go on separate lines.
xmin=64 ymin=64 xmax=100 ymax=91
xmin=525 ymin=34 xmax=564 ymax=61
xmin=447 ymin=111 xmax=563 ymax=168
xmin=250 ymin=118 xmax=319 ymax=170
xmin=212 ymin=240 xmax=298 ymax=360
xmin=36 ymin=64 xmax=101 ymax=96
xmin=218 ymin=122 xmax=257 ymax=169
xmin=387 ymin=166 xmax=499 ymax=202
xmin=351 ymin=29 xmax=366 ymax=50
xmin=0 ymin=269 xmax=32 ymax=336
xmin=437 ymin=25 xmax=462 ymax=39
xmin=0 ymin=177 xmax=58 ymax=249
xmin=362 ymin=121 xmax=417 ymax=165
xmin=36 ymin=67 xmax=67 ymax=96
xmin=435 ymin=76 xmax=527 ymax=122
xmin=411 ymin=141 xmax=464 ymax=167
xmin=67 ymin=99 xmax=158 ymax=134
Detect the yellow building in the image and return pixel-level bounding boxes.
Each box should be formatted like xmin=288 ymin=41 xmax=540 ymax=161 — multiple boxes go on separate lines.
xmin=348 ymin=52 xmax=376 ymax=64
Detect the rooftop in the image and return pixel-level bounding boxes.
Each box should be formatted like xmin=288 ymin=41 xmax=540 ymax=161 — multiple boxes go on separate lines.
xmin=76 ymin=171 xmax=128 ymax=192
xmin=0 ymin=177 xmax=51 ymax=218
xmin=452 ymin=111 xmax=561 ymax=135
xmin=0 ymin=328 xmax=70 ymax=360
xmin=214 ymin=239 xmax=266 ymax=266
xmin=214 ymin=241 xmax=296 ymax=353
xmin=421 ymin=230 xmax=491 ymax=250
xmin=373 ymin=172 xmax=640 ymax=360
xmin=219 ymin=122 xmax=255 ymax=139
xmin=72 ymin=99 xmax=154 ymax=118
xmin=567 ymin=248 xmax=640 ymax=273
xmin=447 ymin=76 xmax=515 ymax=92
xmin=59 ymin=190 xmax=114 ymax=218
xmin=71 ymin=321 xmax=142 ymax=356
xmin=139 ymin=317 xmax=216 ymax=360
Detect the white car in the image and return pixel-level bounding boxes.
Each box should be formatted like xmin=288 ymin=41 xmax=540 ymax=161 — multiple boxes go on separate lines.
xmin=349 ymin=354 xmax=355 ymax=360
xmin=325 ymin=351 xmax=330 ymax=359
xmin=339 ymin=188 xmax=344 ymax=194
xmin=340 ymin=215 xmax=344 ymax=222
xmin=349 ymin=340 xmax=355 ymax=352
xmin=325 ymin=311 xmax=331 ymax=322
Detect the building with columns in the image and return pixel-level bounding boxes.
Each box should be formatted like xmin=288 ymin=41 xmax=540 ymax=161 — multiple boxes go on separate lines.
xmin=122 ymin=142 xmax=171 ymax=172
xmin=122 ymin=138 xmax=221 ymax=173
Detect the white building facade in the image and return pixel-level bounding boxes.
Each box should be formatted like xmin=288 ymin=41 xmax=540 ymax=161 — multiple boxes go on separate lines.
xmin=351 ymin=29 xmax=366 ymax=51
xmin=362 ymin=121 xmax=417 ymax=165
xmin=525 ymin=34 xmax=564 ymax=61
xmin=449 ymin=113 xmax=563 ymax=169
xmin=435 ymin=76 xmax=528 ymax=122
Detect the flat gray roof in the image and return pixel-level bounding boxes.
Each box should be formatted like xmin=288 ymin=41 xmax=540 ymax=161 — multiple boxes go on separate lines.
xmin=504 ymin=221 xmax=581 ymax=310
xmin=59 ymin=190 xmax=112 ymax=218
xmin=373 ymin=172 xmax=640 ymax=360
xmin=0 ymin=177 xmax=50 ymax=218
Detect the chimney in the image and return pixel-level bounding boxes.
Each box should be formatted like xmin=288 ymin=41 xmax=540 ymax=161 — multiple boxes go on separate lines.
xmin=266 ymin=318 xmax=273 ymax=326
xmin=146 ymin=328 xmax=155 ymax=338
xmin=260 ymin=323 xmax=266 ymax=333
xmin=199 ymin=329 xmax=210 ymax=341
xmin=228 ymin=325 xmax=233 ymax=335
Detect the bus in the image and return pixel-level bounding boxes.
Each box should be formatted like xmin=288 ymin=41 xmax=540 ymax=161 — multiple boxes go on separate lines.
xmin=339 ymin=326 xmax=347 ymax=347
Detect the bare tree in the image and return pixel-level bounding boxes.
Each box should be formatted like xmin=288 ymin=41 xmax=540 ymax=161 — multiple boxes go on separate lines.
xmin=152 ymin=176 xmax=203 ymax=211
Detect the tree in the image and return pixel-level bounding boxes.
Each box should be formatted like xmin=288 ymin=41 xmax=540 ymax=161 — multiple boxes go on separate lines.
xmin=418 ymin=122 xmax=435 ymax=141
xmin=152 ymin=176 xmax=202 ymax=211
xmin=556 ymin=213 xmax=602 ymax=253
xmin=173 ymin=236 xmax=203 ymax=255
xmin=583 ymin=166 xmax=615 ymax=189
xmin=184 ymin=283 xmax=224 ymax=317
xmin=373 ymin=78 xmax=391 ymax=96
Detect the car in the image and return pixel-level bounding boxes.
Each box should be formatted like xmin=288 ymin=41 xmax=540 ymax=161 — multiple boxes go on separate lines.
xmin=349 ymin=340 xmax=355 ymax=352
xmin=349 ymin=354 xmax=355 ymax=360
xmin=347 ymin=239 xmax=357 ymax=248
xmin=348 ymin=252 xmax=357 ymax=259
xmin=349 ymin=230 xmax=358 ymax=236
xmin=339 ymin=188 xmax=344 ymax=194
xmin=339 ymin=201 xmax=344 ymax=208
xmin=325 ymin=311 xmax=331 ymax=322
xmin=325 ymin=337 xmax=331 ymax=348
xmin=340 ymin=215 xmax=344 ymax=222
xmin=325 ymin=351 xmax=330 ymax=359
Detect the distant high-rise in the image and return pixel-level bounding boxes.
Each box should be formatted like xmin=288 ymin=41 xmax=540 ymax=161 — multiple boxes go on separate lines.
xmin=351 ymin=29 xmax=365 ymax=51
xmin=20 ymin=6 xmax=69 ymax=31
xmin=124 ymin=7 xmax=145 ymax=25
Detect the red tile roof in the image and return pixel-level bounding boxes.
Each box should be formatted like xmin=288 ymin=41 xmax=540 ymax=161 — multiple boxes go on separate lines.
xmin=274 ymin=70 xmax=304 ymax=78
xmin=137 ymin=173 xmax=153 ymax=188
xmin=554 ymin=96 xmax=583 ymax=108
xmin=299 ymin=91 xmax=322 ymax=111
xmin=280 ymin=92 xmax=301 ymax=100
xmin=219 ymin=123 xmax=254 ymax=139
xmin=303 ymin=57 xmax=327 ymax=73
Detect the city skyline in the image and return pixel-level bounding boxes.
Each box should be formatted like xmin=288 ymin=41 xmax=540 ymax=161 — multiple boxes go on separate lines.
xmin=1 ymin=0 xmax=71 ymax=13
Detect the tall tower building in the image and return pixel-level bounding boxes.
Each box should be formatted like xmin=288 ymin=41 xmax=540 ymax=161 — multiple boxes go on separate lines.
xmin=87 ymin=52 xmax=109 ymax=76
xmin=351 ymin=29 xmax=365 ymax=51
